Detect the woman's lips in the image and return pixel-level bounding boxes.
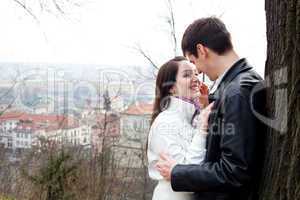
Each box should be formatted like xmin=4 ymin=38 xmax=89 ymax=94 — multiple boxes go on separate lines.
xmin=190 ymin=84 xmax=199 ymax=91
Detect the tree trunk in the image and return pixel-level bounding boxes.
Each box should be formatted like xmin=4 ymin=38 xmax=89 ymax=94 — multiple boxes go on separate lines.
xmin=259 ymin=0 xmax=300 ymax=200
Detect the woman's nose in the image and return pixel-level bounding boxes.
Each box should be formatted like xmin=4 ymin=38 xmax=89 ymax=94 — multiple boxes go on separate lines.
xmin=192 ymin=74 xmax=199 ymax=82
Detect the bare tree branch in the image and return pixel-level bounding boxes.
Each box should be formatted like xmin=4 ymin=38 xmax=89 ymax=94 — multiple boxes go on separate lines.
xmin=52 ymin=0 xmax=65 ymax=14
xmin=0 ymin=68 xmax=28 ymax=115
xmin=166 ymin=0 xmax=177 ymax=56
xmin=131 ymin=44 xmax=159 ymax=70
xmin=12 ymin=0 xmax=84 ymax=22
xmin=130 ymin=0 xmax=180 ymax=79
xmin=12 ymin=0 xmax=40 ymax=23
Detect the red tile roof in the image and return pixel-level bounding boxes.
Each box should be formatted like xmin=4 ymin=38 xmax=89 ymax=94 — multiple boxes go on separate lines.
xmin=0 ymin=112 xmax=65 ymax=122
xmin=122 ymin=103 xmax=153 ymax=115
xmin=0 ymin=112 xmax=79 ymax=132
xmin=0 ymin=112 xmax=24 ymax=121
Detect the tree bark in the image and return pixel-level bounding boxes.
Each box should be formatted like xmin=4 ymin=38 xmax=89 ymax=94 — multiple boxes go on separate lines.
xmin=259 ymin=0 xmax=300 ymax=199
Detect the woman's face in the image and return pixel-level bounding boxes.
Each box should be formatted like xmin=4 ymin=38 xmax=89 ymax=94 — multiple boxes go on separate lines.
xmin=171 ymin=61 xmax=200 ymax=99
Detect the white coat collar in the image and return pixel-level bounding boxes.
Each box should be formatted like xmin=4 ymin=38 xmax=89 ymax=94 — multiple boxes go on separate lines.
xmin=165 ymin=96 xmax=197 ymax=123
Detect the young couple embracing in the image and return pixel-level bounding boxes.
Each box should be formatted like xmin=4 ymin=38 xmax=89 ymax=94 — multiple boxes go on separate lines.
xmin=147 ymin=17 xmax=265 ymax=200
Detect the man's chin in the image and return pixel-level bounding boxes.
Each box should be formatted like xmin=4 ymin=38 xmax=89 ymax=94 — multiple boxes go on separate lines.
xmin=208 ymin=75 xmax=216 ymax=81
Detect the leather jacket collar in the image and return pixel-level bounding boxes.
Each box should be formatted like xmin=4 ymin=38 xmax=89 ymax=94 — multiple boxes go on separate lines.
xmin=209 ymin=58 xmax=253 ymax=103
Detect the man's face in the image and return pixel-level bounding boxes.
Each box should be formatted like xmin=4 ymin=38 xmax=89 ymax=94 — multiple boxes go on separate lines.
xmin=186 ymin=52 xmax=206 ymax=75
xmin=185 ymin=48 xmax=216 ymax=81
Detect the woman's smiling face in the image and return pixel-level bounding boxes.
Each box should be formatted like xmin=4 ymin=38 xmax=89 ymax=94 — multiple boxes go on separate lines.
xmin=171 ymin=60 xmax=200 ymax=100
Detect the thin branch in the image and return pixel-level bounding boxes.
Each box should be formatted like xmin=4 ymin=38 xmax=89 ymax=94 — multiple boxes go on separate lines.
xmin=39 ymin=0 xmax=44 ymax=11
xmin=0 ymin=69 xmax=22 ymax=114
xmin=0 ymin=95 xmax=18 ymax=116
xmin=52 ymin=0 xmax=65 ymax=14
xmin=166 ymin=0 xmax=177 ymax=56
xmin=12 ymin=0 xmax=40 ymax=24
xmin=110 ymin=79 xmax=122 ymax=101
xmin=0 ymin=78 xmax=18 ymax=102
xmin=131 ymin=44 xmax=159 ymax=70
xmin=13 ymin=0 xmax=85 ymax=22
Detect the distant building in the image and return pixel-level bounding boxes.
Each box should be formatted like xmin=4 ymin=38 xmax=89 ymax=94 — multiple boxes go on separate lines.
xmin=90 ymin=112 xmax=121 ymax=156
xmin=0 ymin=112 xmax=90 ymax=151
xmin=13 ymin=123 xmax=35 ymax=149
xmin=121 ymin=103 xmax=152 ymax=141
xmin=113 ymin=102 xmax=153 ymax=168
xmin=0 ymin=112 xmax=23 ymax=149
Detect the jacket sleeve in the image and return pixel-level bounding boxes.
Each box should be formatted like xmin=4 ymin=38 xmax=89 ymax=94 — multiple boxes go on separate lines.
xmin=171 ymin=92 xmax=258 ymax=192
xmin=147 ymin=117 xmax=207 ymax=180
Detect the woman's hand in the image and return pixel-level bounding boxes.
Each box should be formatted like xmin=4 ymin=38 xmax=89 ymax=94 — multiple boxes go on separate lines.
xmin=199 ymin=102 xmax=214 ymax=132
xmin=198 ymin=82 xmax=209 ymax=108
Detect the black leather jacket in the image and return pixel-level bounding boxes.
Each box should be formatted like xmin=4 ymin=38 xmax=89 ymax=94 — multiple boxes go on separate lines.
xmin=171 ymin=58 xmax=266 ymax=200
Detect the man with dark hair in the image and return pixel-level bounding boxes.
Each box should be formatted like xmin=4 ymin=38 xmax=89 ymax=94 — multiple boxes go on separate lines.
xmin=181 ymin=17 xmax=233 ymax=56
xmin=156 ymin=17 xmax=265 ymax=200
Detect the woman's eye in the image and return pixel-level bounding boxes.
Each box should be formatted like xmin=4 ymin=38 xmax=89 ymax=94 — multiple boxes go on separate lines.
xmin=183 ymin=73 xmax=192 ymax=77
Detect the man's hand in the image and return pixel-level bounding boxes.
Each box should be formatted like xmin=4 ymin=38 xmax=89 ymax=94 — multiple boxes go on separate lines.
xmin=155 ymin=152 xmax=177 ymax=181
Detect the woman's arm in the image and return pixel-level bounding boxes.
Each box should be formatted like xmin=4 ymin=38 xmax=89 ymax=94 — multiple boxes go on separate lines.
xmin=147 ymin=116 xmax=207 ymax=180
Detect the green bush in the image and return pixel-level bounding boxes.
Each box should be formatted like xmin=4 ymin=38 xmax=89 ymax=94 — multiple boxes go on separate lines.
xmin=0 ymin=195 xmax=15 ymax=200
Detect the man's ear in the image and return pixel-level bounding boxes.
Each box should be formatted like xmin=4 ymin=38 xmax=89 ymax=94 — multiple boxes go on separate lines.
xmin=196 ymin=43 xmax=208 ymax=58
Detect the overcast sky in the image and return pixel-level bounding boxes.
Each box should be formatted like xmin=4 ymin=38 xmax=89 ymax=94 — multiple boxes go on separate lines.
xmin=0 ymin=0 xmax=266 ymax=76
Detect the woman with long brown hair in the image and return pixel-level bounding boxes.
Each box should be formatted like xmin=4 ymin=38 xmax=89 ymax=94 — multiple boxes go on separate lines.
xmin=147 ymin=56 xmax=209 ymax=200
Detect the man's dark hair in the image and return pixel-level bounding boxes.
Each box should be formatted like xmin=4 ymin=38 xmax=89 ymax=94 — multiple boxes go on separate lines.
xmin=181 ymin=17 xmax=233 ymax=57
